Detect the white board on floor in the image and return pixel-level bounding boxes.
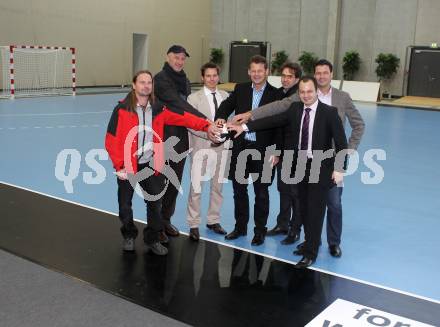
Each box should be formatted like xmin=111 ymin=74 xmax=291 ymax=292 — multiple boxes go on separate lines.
xmin=331 ymin=79 xmax=341 ymax=89
xmin=341 ymin=81 xmax=380 ymax=102
xmin=267 ymin=75 xmax=282 ymax=88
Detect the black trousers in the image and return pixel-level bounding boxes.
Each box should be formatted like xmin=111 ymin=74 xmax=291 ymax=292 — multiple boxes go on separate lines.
xmin=231 ymin=143 xmax=274 ymax=235
xmin=160 ymin=156 xmax=186 ymax=223
xmin=117 ymin=163 xmax=166 ymax=244
xmin=299 ymin=160 xmax=330 ymax=260
xmin=276 ymin=160 xmax=302 ymax=233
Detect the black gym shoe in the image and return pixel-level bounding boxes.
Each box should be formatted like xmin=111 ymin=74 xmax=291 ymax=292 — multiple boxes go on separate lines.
xmin=145 ymin=242 xmax=168 ymax=256
xmin=122 ymin=238 xmax=135 ymax=251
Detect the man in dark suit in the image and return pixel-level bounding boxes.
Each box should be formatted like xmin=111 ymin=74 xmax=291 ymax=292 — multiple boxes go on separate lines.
xmin=267 ymin=62 xmax=303 ymax=246
xmin=228 ymin=76 xmax=347 ymax=268
xmin=232 ymin=59 xmax=365 ymax=258
xmin=214 ymin=55 xmax=278 ymax=246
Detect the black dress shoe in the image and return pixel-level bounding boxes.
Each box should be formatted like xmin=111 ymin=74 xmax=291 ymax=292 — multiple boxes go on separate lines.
xmin=164 ymin=223 xmax=180 ymax=237
xmin=206 ymin=223 xmax=227 ymax=235
xmin=266 ymin=225 xmax=288 ymax=236
xmin=251 ymin=233 xmax=265 ymax=246
xmin=293 ymin=248 xmax=304 ymax=256
xmin=329 ymin=244 xmax=342 ymax=257
xmin=281 ymin=231 xmax=300 ymax=245
xmin=295 ymin=256 xmax=315 ymax=269
xmin=296 ymin=240 xmax=321 ymax=250
xmin=189 ymin=228 xmax=200 ymax=242
xmin=225 ymin=229 xmax=246 ymax=240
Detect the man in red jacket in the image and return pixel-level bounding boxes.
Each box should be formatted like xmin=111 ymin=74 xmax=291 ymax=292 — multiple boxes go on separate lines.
xmin=105 ymin=70 xmax=219 ymax=255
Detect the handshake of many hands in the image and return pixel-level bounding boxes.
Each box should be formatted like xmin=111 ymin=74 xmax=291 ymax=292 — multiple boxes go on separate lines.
xmin=116 ymin=110 xmax=342 ymax=184
xmin=206 ymin=111 xmax=279 ymax=167
xmin=206 ymin=112 xmax=252 ymax=144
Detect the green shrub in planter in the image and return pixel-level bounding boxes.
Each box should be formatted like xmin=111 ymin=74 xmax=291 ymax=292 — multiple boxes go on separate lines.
xmin=375 ymin=53 xmax=400 ymax=98
xmin=342 ymin=50 xmax=361 ymax=80
xmin=298 ymin=51 xmax=318 ymax=75
xmin=271 ymin=50 xmax=289 ymax=75
xmin=375 ymin=53 xmax=399 ymax=81
xmin=209 ymin=48 xmax=224 ymax=67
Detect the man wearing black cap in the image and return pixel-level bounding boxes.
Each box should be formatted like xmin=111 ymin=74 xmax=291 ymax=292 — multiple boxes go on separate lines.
xmin=154 ymin=45 xmax=211 ymax=238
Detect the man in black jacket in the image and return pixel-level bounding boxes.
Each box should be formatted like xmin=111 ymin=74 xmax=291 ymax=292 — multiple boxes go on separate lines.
xmin=215 ymin=55 xmax=278 ymax=246
xmin=154 ymin=45 xmax=216 ymax=238
xmin=227 ymin=76 xmax=347 ymax=268
xmin=267 ymin=62 xmax=303 ymax=246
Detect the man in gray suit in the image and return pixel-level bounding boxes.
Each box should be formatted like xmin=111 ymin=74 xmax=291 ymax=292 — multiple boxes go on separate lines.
xmin=233 ymin=59 xmax=365 ymax=258
xmin=186 ymin=62 xmax=229 ymax=241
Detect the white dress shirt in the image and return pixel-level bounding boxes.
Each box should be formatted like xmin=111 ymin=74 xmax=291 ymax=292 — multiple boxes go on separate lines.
xmin=204 ymin=86 xmax=222 ymax=120
xmin=299 ymin=99 xmax=319 ymax=158
xmin=317 ymin=87 xmax=332 ymax=106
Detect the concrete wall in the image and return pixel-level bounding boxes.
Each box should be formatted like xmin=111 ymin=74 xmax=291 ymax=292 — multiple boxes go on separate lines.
xmin=212 ymin=0 xmax=440 ymax=96
xmin=2 ymin=0 xmax=439 ymax=93
xmin=415 ymin=0 xmax=440 ymax=45
xmin=337 ymin=0 xmax=419 ymax=95
xmin=0 ymin=0 xmax=211 ymax=86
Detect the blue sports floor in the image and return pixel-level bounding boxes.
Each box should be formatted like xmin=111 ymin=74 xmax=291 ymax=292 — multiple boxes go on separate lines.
xmin=1 ymin=93 xmax=439 ymax=303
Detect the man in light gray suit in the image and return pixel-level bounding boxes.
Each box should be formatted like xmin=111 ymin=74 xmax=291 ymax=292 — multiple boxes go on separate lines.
xmin=233 ymin=59 xmax=365 ymax=258
xmin=186 ymin=62 xmax=229 ymax=241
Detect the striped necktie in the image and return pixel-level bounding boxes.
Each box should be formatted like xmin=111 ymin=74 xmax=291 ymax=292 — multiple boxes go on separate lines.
xmin=300 ymin=108 xmax=311 ymax=150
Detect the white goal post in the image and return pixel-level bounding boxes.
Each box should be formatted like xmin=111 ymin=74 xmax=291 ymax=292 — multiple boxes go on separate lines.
xmin=0 ymin=45 xmax=76 ymax=98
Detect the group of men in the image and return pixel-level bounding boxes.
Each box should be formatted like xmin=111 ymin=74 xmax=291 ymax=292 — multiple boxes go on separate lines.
xmin=106 ymin=44 xmax=365 ymax=268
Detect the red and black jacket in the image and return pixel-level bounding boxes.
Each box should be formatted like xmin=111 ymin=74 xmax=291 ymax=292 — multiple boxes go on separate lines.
xmin=105 ymin=94 xmax=210 ymax=174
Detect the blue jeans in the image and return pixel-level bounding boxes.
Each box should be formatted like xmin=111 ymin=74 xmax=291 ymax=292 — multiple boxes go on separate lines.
xmin=326 ymin=185 xmax=343 ymax=246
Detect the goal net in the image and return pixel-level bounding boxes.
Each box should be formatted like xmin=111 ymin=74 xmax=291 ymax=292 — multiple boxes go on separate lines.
xmin=0 ymin=45 xmax=76 ymax=98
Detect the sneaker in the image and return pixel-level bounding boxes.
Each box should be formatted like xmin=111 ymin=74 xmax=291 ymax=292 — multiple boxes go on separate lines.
xmin=122 ymin=238 xmax=135 ymax=251
xmin=145 ymin=242 xmax=168 ymax=256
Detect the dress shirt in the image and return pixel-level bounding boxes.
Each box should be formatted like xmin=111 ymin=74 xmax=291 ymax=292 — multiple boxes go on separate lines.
xmin=299 ymin=99 xmax=319 ymax=158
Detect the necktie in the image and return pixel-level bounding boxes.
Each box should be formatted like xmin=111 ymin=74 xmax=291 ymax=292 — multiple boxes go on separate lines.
xmin=300 ymin=108 xmax=311 ymax=150
xmin=211 ymin=92 xmax=218 ymax=111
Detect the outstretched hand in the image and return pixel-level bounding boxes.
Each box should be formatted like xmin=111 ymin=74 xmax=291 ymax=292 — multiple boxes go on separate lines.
xmin=231 ymin=111 xmax=252 ymax=124
xmin=226 ymin=122 xmax=244 ymax=138
xmin=207 ymin=123 xmax=221 ymax=143
xmin=214 ymin=118 xmax=226 ymax=128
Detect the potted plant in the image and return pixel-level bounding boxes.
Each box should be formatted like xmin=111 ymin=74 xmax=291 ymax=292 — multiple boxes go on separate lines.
xmin=342 ymin=50 xmax=361 ymax=81
xmin=298 ymin=51 xmax=318 ymax=75
xmin=209 ymin=48 xmax=224 ymax=67
xmin=375 ymin=53 xmax=400 ymax=99
xmin=271 ymin=50 xmax=289 ymax=75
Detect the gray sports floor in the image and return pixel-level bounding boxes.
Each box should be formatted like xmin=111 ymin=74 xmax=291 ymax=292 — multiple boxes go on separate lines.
xmin=0 ymin=249 xmax=189 ymax=327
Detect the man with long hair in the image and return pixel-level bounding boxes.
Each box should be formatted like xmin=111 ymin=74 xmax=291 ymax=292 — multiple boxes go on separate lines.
xmin=105 ymin=70 xmax=218 ymax=254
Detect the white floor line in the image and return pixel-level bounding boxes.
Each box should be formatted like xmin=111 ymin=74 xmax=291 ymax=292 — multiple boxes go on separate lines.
xmin=1 ymin=180 xmax=439 ymax=306
xmin=1 ymin=125 xmax=101 ymax=130
xmin=0 ymin=111 xmax=111 ymax=117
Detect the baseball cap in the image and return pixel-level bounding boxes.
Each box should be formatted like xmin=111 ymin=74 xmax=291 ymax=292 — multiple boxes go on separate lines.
xmin=167 ymin=45 xmax=190 ymax=57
